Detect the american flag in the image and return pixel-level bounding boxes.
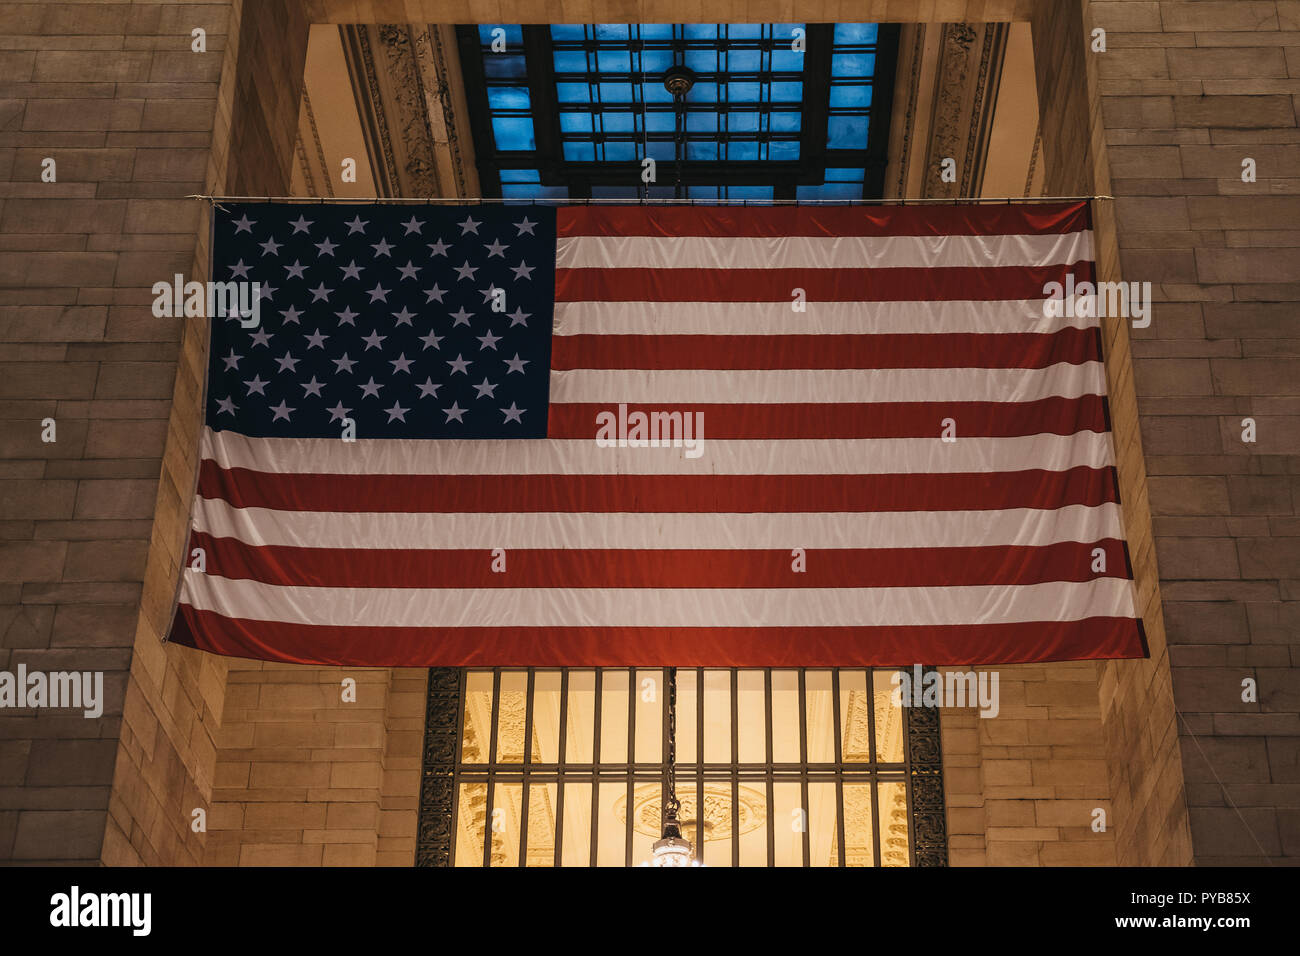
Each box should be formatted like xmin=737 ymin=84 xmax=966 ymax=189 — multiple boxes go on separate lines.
xmin=169 ymin=201 xmax=1147 ymax=667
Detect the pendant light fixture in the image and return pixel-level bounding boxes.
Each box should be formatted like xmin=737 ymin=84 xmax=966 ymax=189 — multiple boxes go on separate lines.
xmin=640 ymin=666 xmax=703 ymax=866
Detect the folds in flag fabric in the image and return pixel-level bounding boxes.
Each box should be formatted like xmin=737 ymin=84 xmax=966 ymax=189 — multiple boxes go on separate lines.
xmin=168 ymin=201 xmax=1148 ymax=667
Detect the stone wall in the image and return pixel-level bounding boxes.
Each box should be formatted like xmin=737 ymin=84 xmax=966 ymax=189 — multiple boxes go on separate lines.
xmin=4 ymin=0 xmax=1293 ymax=868
xmin=942 ymin=662 xmax=1117 ymax=866
xmin=205 ymin=664 xmax=424 ymax=866
xmin=1082 ymin=0 xmax=1300 ymax=866
xmin=0 ymin=0 xmax=236 ymax=865
xmin=1029 ymin=0 xmax=1194 ymax=867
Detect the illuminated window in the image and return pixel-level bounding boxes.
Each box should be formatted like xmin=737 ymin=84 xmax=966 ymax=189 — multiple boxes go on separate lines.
xmin=456 ymin=24 xmax=899 ymax=200
xmin=437 ymin=667 xmax=938 ymax=867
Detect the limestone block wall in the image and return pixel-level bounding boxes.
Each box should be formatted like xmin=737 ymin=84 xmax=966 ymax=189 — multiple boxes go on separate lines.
xmin=204 ymin=664 xmax=424 ymax=866
xmin=0 ymin=0 xmax=236 ymax=866
xmin=942 ymin=662 xmax=1118 ymax=866
xmin=1081 ymin=0 xmax=1300 ymax=865
xmin=4 ymin=0 xmax=1294 ymax=869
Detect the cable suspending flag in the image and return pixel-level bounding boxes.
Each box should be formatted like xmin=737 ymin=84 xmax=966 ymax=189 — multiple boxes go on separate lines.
xmin=169 ymin=201 xmax=1148 ymax=667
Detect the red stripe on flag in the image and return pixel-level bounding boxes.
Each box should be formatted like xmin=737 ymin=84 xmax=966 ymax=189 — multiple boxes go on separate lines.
xmin=547 ymin=398 xmax=1109 ymax=438
xmin=557 ymin=202 xmax=1091 ymax=239
xmin=197 ymin=464 xmax=1121 ymax=514
xmin=170 ymin=605 xmax=1147 ymax=667
xmin=551 ymin=329 xmax=1102 ymax=370
xmin=187 ymin=533 xmax=1132 ymax=589
xmin=554 ymin=263 xmax=1095 ymax=302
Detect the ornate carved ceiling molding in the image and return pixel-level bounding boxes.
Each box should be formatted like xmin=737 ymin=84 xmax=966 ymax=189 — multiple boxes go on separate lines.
xmin=293 ymin=87 xmax=334 ymax=198
xmin=886 ymin=22 xmax=1011 ymax=199
xmin=335 ymin=24 xmax=478 ymax=199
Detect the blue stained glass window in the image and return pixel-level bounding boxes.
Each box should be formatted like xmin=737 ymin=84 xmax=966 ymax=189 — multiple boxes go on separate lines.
xmin=771 ymin=112 xmax=801 ymax=132
xmin=562 ymin=141 xmax=595 ymax=161
xmin=687 ymin=141 xmax=719 ymax=160
xmin=830 ymin=84 xmax=873 ymax=108
xmin=645 ymin=111 xmax=676 ymax=132
xmin=647 ymin=140 xmax=676 ymax=161
xmin=685 ymin=50 xmax=717 ymax=73
xmin=553 ymin=51 xmax=588 ymax=72
xmin=468 ymin=21 xmax=886 ymax=200
xmin=597 ymin=49 xmax=631 ymax=72
xmin=556 ymin=83 xmax=590 ymax=103
xmin=640 ymin=49 xmax=674 ymax=73
xmin=559 ymin=112 xmax=593 ymax=133
xmin=770 ymin=49 xmax=804 ymax=71
xmin=834 ymin=23 xmax=878 ymax=44
xmin=492 ymin=117 xmax=535 ymax=151
xmin=827 ymin=115 xmax=868 ymax=149
xmin=770 ymin=81 xmax=803 ymax=102
xmin=597 ymin=82 xmax=634 ymax=102
xmin=769 ymin=140 xmax=800 ymax=161
xmin=687 ymin=111 xmax=717 ymax=132
xmin=602 ymin=112 xmax=636 ymax=133
xmin=483 ymin=55 xmax=526 ymax=79
xmin=487 ymin=86 xmax=531 ymax=110
xmin=832 ymin=53 xmax=875 ymax=77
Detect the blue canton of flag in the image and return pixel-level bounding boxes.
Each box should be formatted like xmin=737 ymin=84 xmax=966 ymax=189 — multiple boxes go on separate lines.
xmin=206 ymin=203 xmax=556 ymax=439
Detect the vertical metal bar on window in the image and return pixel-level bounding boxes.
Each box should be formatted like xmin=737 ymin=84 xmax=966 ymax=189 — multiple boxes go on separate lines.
xmin=625 ymin=666 xmax=635 ymax=866
xmin=866 ymin=666 xmax=879 ymax=765
xmin=554 ymin=668 xmax=569 ymax=868
xmin=798 ymin=668 xmax=810 ymax=868
xmin=730 ymin=668 xmax=740 ymax=868
xmin=660 ymin=666 xmax=669 ymax=846
xmin=832 ymin=667 xmax=846 ymax=868
xmin=869 ymin=670 xmax=883 ymax=868
xmin=695 ymin=666 xmax=704 ymax=855
xmin=518 ymin=668 xmax=535 ymax=867
xmin=764 ymin=668 xmax=775 ymax=867
xmin=482 ymin=668 xmax=502 ymax=867
xmin=589 ymin=668 xmax=602 ymax=867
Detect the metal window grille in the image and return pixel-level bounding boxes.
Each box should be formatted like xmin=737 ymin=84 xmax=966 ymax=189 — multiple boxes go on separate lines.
xmin=418 ymin=666 xmax=947 ymax=867
xmin=454 ymin=23 xmax=900 ymax=200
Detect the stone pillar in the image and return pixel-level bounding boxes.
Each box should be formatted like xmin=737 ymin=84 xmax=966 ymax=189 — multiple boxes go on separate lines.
xmin=1082 ymin=0 xmax=1300 ymax=866
xmin=0 ymin=0 xmax=243 ymax=865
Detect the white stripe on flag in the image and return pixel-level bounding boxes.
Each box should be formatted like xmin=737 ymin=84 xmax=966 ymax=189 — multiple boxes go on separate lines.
xmin=200 ymin=428 xmax=1116 ymax=476
xmin=550 ymin=363 xmax=1107 ymax=404
xmin=180 ymin=576 xmax=1135 ymax=627
xmin=555 ymin=231 xmax=1094 ymax=271
xmin=553 ymin=299 xmax=1098 ymax=336
xmin=191 ymin=500 xmax=1124 ymax=551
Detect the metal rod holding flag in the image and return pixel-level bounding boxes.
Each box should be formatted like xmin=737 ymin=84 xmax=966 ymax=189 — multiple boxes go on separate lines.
xmin=185 ymin=194 xmax=1115 ymax=205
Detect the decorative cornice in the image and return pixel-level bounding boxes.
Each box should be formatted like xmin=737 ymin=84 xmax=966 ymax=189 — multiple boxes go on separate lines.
xmin=1025 ymin=121 xmax=1043 ymax=197
xmin=376 ymin=24 xmax=440 ymax=197
xmin=908 ymin=684 xmax=949 ymax=867
xmin=299 ymin=86 xmax=333 ymax=198
xmin=916 ymin=22 xmax=1009 ymax=200
xmin=415 ymin=668 xmax=460 ymax=867
xmin=962 ymin=22 xmax=1008 ymax=197
xmin=893 ymin=24 xmax=926 ymax=199
xmin=418 ymin=25 xmax=474 ymax=199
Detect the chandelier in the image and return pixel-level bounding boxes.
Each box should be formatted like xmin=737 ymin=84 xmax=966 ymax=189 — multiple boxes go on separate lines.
xmin=640 ymin=666 xmax=703 ymax=866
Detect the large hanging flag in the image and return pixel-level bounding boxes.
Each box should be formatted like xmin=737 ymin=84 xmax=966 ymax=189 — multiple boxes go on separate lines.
xmin=169 ymin=201 xmax=1147 ymax=666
